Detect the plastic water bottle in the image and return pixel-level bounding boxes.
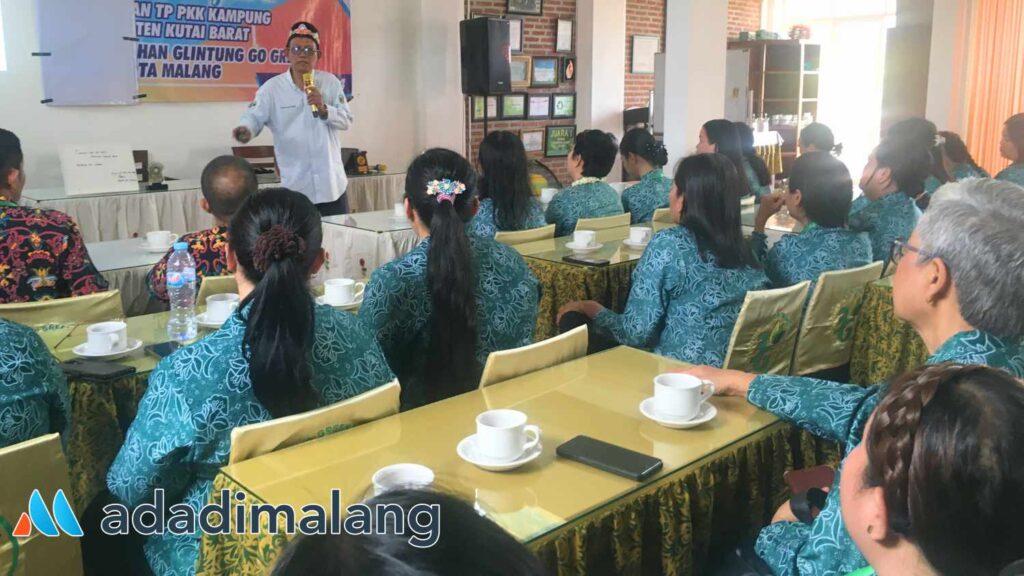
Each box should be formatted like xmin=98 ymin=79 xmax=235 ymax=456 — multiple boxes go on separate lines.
xmin=166 ymin=242 xmax=198 ymax=342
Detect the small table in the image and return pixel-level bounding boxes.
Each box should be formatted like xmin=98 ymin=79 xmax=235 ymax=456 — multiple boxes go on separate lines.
xmin=196 ymin=347 xmax=830 ymax=576
xmin=88 ymin=238 xmax=166 ymax=316
xmin=850 ymin=277 xmax=929 ymax=385
xmin=320 ymin=211 xmax=421 ymax=280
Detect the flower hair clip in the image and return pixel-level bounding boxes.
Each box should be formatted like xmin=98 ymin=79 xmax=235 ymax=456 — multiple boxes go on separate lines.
xmin=425 ymin=179 xmax=466 ymax=204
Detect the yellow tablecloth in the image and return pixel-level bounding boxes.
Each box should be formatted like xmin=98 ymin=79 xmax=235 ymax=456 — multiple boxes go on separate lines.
xmin=517 ymin=228 xmax=643 ymax=341
xmin=849 ymin=278 xmax=929 ymax=385
xmin=195 ymin=347 xmax=839 ymax=576
xmin=755 ymin=143 xmax=784 ymax=176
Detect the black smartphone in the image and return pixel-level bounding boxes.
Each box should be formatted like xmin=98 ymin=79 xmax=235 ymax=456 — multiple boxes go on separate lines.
xmin=60 ymin=360 xmax=136 ymax=384
xmin=556 ymin=435 xmax=663 ymax=482
xmin=145 ymin=342 xmax=181 ymax=360
xmin=562 ymin=255 xmax=610 ymax=267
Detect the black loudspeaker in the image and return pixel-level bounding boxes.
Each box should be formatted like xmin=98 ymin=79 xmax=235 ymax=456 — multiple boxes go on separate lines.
xmin=460 ymin=18 xmax=511 ymax=95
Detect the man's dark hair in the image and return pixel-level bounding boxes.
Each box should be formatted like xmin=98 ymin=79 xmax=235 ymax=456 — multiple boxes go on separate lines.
xmin=0 ymin=129 xmax=24 ymax=191
xmin=200 ymin=156 xmax=258 ymax=219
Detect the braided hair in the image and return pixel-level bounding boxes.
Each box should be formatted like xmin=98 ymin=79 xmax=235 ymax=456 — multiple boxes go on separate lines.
xmin=864 ymin=363 xmax=1024 ymax=575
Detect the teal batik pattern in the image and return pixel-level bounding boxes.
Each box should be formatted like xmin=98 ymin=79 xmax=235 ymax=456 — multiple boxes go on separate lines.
xmin=621 ymin=169 xmax=672 ymax=224
xmin=593 ymin=226 xmax=769 ymax=366
xmin=0 ymin=318 xmax=69 ymax=449
xmin=751 ymin=225 xmax=873 ymax=291
xmin=847 ymin=192 xmax=920 ymax=265
xmin=950 ymin=163 xmax=989 ymax=180
xmin=748 ymin=330 xmax=1024 ymax=576
xmin=744 ymin=158 xmax=773 ymax=199
xmin=545 ymin=179 xmax=625 ymax=236
xmin=107 ymin=304 xmax=394 ymax=576
xmin=360 ymin=234 xmax=540 ymax=409
xmin=467 ymin=198 xmax=548 ymax=238
xmin=996 ymin=164 xmax=1024 ymax=187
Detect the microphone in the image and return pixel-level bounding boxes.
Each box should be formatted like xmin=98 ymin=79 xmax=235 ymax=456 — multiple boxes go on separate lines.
xmin=302 ymin=72 xmax=317 ymax=117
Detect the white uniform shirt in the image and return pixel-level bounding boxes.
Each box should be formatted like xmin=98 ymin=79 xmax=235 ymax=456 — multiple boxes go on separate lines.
xmin=239 ymin=70 xmax=354 ymax=205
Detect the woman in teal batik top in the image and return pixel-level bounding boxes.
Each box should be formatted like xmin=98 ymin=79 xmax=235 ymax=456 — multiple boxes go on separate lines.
xmin=108 ymin=189 xmax=394 ymax=576
xmin=938 ymin=130 xmax=989 ymax=183
xmin=736 ymin=121 xmax=774 ymax=199
xmin=996 ymin=113 xmax=1024 ymax=187
xmin=619 ymin=128 xmax=671 ymax=224
xmin=696 ymin=119 xmax=754 ymax=197
xmin=361 ymin=149 xmax=539 ymax=410
xmin=682 ymin=178 xmax=1024 ymax=576
xmin=467 ymin=131 xmax=546 ymax=238
xmin=0 ymin=318 xmax=69 ymax=449
xmin=545 ymin=129 xmax=624 ymax=236
xmin=849 ymin=135 xmax=928 ymax=264
xmin=838 ymin=364 xmax=1024 ymax=576
xmin=752 ymin=152 xmax=872 ymax=290
xmin=557 ymin=153 xmax=768 ymax=366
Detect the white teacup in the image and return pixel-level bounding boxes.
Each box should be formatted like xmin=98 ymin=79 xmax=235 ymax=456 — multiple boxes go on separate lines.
xmin=653 ymin=373 xmax=715 ymax=420
xmin=573 ymin=229 xmax=597 ymax=247
xmin=629 ymin=226 xmax=652 ymax=244
xmin=475 ymin=409 xmax=541 ymax=462
xmin=86 ymin=321 xmax=128 ymax=355
xmin=205 ymin=293 xmax=239 ymax=323
xmin=372 ymin=463 xmax=434 ymax=496
xmin=541 ymin=187 xmax=558 ymax=204
xmin=324 ymin=278 xmax=365 ymax=305
xmin=146 ymin=230 xmax=174 ymax=247
xmin=393 ymin=202 xmax=405 ymax=218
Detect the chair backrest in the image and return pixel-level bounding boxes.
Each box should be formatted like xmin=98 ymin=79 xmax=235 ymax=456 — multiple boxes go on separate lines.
xmin=479 ymin=325 xmax=588 ymax=388
xmin=652 ymin=207 xmax=673 ymax=224
xmin=228 ymin=380 xmax=401 ymax=464
xmin=495 ymin=224 xmax=557 ymax=246
xmin=0 ymin=290 xmax=124 ymax=328
xmin=575 ymin=212 xmax=631 ymax=231
xmin=133 ymin=149 xmax=149 ymax=182
xmin=723 ymin=281 xmax=810 ymax=375
xmin=0 ymin=434 xmax=84 ymax=576
xmin=196 ymin=275 xmax=239 ymax=304
xmin=792 ymin=261 xmax=884 ymax=375
xmin=231 ymin=145 xmax=278 ymax=174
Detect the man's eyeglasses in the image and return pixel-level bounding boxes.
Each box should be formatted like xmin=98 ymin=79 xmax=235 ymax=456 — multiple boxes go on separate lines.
xmin=290 ymin=46 xmax=319 ymax=57
xmin=885 ymin=239 xmax=934 ymax=274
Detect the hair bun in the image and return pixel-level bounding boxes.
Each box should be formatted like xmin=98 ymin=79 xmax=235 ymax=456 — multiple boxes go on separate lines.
xmin=252 ymin=224 xmax=306 ymax=273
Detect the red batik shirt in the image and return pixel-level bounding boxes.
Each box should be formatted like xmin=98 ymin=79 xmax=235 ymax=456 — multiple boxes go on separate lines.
xmin=146 ymin=226 xmax=231 ymax=303
xmin=0 ymin=201 xmax=109 ymax=303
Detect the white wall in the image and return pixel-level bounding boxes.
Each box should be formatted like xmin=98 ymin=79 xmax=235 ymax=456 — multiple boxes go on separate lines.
xmin=925 ymin=0 xmax=972 ymax=133
xmin=577 ymin=0 xmax=627 ymax=180
xmin=662 ymin=0 xmax=728 ymax=170
xmin=0 ymin=0 xmax=464 ymax=188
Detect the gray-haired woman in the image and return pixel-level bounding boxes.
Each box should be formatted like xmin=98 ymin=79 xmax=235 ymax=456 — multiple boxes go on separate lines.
xmin=683 ymin=178 xmax=1024 ymax=576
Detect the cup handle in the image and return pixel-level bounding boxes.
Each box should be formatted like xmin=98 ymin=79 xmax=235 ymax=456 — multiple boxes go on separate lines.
xmin=108 ymin=333 xmax=121 ymax=350
xmin=700 ymin=380 xmax=715 ymax=402
xmin=523 ymin=425 xmax=542 ymax=452
xmin=353 ymin=282 xmax=365 ymax=301
xmin=170 ymin=233 xmax=179 ymax=243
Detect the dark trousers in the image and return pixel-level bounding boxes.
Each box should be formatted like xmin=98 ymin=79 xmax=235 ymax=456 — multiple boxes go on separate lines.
xmin=558 ymin=311 xmax=618 ymax=355
xmin=316 ymin=193 xmax=349 ymax=217
xmin=81 ymin=490 xmax=153 ymax=576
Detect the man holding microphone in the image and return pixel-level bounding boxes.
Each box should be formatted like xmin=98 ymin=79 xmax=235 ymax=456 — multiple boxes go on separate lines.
xmin=233 ymin=21 xmax=354 ymax=216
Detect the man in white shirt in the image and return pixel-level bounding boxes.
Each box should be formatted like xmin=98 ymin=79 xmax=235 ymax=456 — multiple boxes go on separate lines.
xmin=233 ymin=21 xmax=354 ymax=216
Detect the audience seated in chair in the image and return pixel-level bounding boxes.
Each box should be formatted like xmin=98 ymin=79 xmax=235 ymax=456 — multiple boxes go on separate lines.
xmin=557 ymin=153 xmax=769 ymax=366
xmin=108 ymin=188 xmax=394 ymax=576
xmin=0 ymin=128 xmax=107 ymax=303
xmin=996 ymin=113 xmax=1024 ymax=187
xmin=146 ymin=155 xmax=257 ymax=303
xmin=682 ymin=178 xmax=1024 ymax=576
xmin=0 ymin=318 xmax=69 ymax=449
xmin=735 ymin=121 xmax=774 ymax=199
xmin=696 ymin=119 xmax=754 ymax=198
xmin=752 ymin=152 xmax=873 ymax=290
xmin=468 ymin=131 xmax=547 ymax=238
xmin=544 ymin=129 xmax=624 ymax=236
xmin=841 ymin=364 xmax=1024 ymax=576
xmin=360 ymin=149 xmax=539 ymax=410
xmin=619 ymin=128 xmax=671 ymax=224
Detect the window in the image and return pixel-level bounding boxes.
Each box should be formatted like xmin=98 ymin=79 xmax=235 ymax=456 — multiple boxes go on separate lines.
xmin=0 ymin=3 xmax=7 ymax=72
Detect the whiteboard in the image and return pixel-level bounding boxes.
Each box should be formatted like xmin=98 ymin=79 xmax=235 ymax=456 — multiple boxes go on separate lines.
xmin=59 ymin=145 xmax=140 ymax=196
xmin=36 ymin=0 xmax=138 ymax=105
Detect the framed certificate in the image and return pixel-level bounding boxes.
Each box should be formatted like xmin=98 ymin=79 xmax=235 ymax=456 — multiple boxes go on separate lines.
xmin=528 ymin=95 xmax=551 ymax=119
xmin=521 ymin=129 xmax=545 ymax=153
xmin=545 ymin=125 xmax=577 ymax=157
xmin=552 ymin=93 xmax=576 ymax=119
xmin=501 ymin=93 xmax=528 ymax=119
xmin=531 ymin=57 xmax=559 ymax=87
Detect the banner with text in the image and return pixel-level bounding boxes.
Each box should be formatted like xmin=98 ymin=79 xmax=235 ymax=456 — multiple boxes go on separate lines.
xmin=134 ymin=0 xmax=352 ymax=102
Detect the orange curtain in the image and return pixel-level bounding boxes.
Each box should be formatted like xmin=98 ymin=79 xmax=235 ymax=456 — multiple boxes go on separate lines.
xmin=964 ymin=0 xmax=1024 ymax=174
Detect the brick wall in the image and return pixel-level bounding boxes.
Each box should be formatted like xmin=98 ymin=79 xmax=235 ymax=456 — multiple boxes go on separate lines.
xmin=624 ymin=0 xmax=665 ymax=109
xmin=465 ymin=0 xmax=577 ymax=186
xmin=728 ymin=0 xmax=763 ymax=39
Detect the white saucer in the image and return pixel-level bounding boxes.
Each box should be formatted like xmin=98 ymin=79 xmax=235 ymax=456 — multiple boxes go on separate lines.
xmin=316 ymin=294 xmax=363 ymax=311
xmin=622 ymin=239 xmax=649 ymax=251
xmin=196 ymin=313 xmax=228 ymax=329
xmin=139 ymin=241 xmax=175 ymax=253
xmin=565 ymin=241 xmax=603 ymax=254
xmin=639 ymin=397 xmax=717 ymax=429
xmin=741 ymin=195 xmax=756 ymax=207
xmin=72 ymin=338 xmax=144 ymax=360
xmin=457 ymin=434 xmax=542 ymax=472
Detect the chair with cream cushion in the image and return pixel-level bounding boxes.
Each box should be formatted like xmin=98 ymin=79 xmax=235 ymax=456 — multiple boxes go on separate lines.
xmin=723 ymin=281 xmax=810 ymax=375
xmin=479 ymin=325 xmax=588 ymax=388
